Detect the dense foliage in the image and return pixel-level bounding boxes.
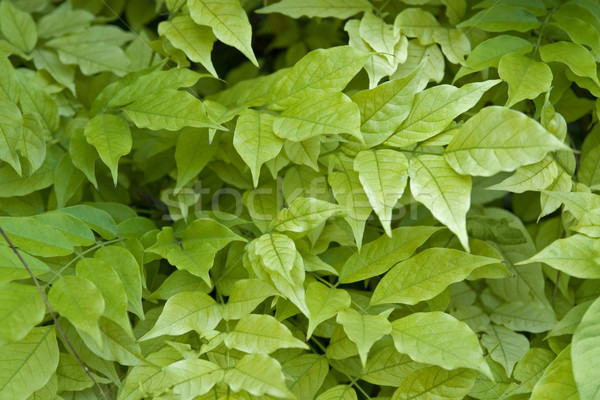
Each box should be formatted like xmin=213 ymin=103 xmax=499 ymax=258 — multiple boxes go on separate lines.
xmin=1 ymin=0 xmax=600 ymax=398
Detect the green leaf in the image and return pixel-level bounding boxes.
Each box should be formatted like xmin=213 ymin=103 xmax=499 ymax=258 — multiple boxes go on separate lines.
xmin=457 ymin=4 xmax=541 ymax=32
xmin=351 ymin=67 xmax=424 ymax=147
xmin=336 ymin=308 xmax=392 ymax=366
xmin=60 ymin=204 xmax=117 ymax=239
xmin=530 ymin=345 xmax=578 ymax=400
xmin=486 ymin=155 xmax=559 ymax=193
xmin=490 ymin=301 xmax=556 ymax=333
xmin=140 ymin=291 xmax=221 ymax=340
xmin=394 ymin=8 xmax=441 ymax=46
xmin=409 ymin=154 xmax=472 ymax=251
xmin=445 ymin=106 xmax=568 ymax=176
xmin=361 ymin=343 xmax=424 ymax=386
xmin=175 ymin=128 xmax=218 ymax=191
xmin=0 ymin=98 xmax=23 ymax=175
xmin=507 ymin=347 xmax=555 ymax=396
xmin=390 ymin=312 xmax=491 ymax=376
xmin=282 ymin=354 xmax=328 ymax=400
xmin=164 ymin=359 xmax=223 ymax=399
xmin=225 ymin=354 xmax=294 ymax=398
xmin=225 ymin=314 xmax=308 ymax=354
xmin=158 ymin=15 xmax=217 ymax=77
xmin=540 ymin=41 xmax=600 ymax=85
xmin=384 ymin=80 xmax=500 ymax=147
xmin=270 ymin=46 xmax=369 ymax=107
xmin=0 ymin=0 xmax=37 ymax=53
xmin=188 ymin=0 xmax=258 ymax=66
xmin=520 ymin=234 xmax=600 ymax=279
xmin=572 ymin=296 xmax=600 ymax=400
xmin=273 ymin=92 xmax=362 ymax=142
xmin=48 ymin=275 xmax=104 ymax=346
xmin=56 ymin=353 xmax=94 ymax=393
xmin=148 ymin=219 xmax=245 ymax=285
xmin=340 ymin=226 xmax=440 ymax=283
xmin=271 ymin=196 xmax=344 ymax=237
xmin=233 ymin=109 xmax=283 ymax=187
xmin=0 ymin=216 xmax=73 ymax=257
xmin=0 ymin=326 xmax=59 ymax=400
xmin=222 ymin=279 xmax=279 ymax=321
xmin=256 ymin=0 xmax=371 ymax=19
xmin=0 ymin=245 xmax=50 ymax=282
xmin=84 ymin=114 xmax=132 ymax=185
xmin=371 ymin=248 xmax=500 ymax=305
xmin=306 ymin=282 xmax=351 ymax=339
xmin=391 ymin=366 xmax=477 ymax=400
xmin=316 ymin=385 xmax=357 ymax=400
xmin=122 ymin=90 xmax=222 ymax=131
xmin=498 ymin=52 xmax=553 ymax=107
xmin=481 ymin=324 xmax=529 ymax=376
xmin=354 ymin=149 xmax=408 ymax=236
xmin=0 ymin=282 xmax=44 ymax=345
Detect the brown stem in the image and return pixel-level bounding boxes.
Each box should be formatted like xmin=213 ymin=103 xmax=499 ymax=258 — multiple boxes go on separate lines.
xmin=0 ymin=227 xmax=109 ymax=400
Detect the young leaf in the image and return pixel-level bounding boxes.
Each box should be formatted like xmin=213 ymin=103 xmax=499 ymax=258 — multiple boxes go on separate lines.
xmin=409 ymin=154 xmax=472 ymax=251
xmin=271 ymin=196 xmax=344 ymax=237
xmin=390 ymin=312 xmax=491 ymax=377
xmin=361 ymin=344 xmax=424 ymax=386
xmin=445 ymin=106 xmax=568 ymax=176
xmin=0 ymin=98 xmax=23 ymax=175
xmin=188 ymin=0 xmax=258 ymax=66
xmin=316 ymin=385 xmax=357 ymax=400
xmin=225 ymin=314 xmax=308 ymax=354
xmin=0 ymin=216 xmax=73 ymax=257
xmin=256 ymin=0 xmax=371 ymax=19
xmin=0 ymin=282 xmax=44 ymax=345
xmin=225 ymin=354 xmax=294 ymax=398
xmin=306 ymin=282 xmax=351 ymax=339
xmin=572 ymin=297 xmax=600 ymax=400
xmin=354 ymin=149 xmax=409 ymax=236
xmin=84 ymin=114 xmax=132 ymax=185
xmin=539 ymin=41 xmax=600 ymax=85
xmin=490 ymin=301 xmax=556 ymax=333
xmin=391 ymin=366 xmax=477 ymax=400
xmin=530 ymin=345 xmax=579 ymax=400
xmin=164 ymin=359 xmax=223 ymax=399
xmin=336 ymin=308 xmax=392 ymax=366
xmin=498 ymin=52 xmax=553 ymax=107
xmin=457 ymin=4 xmax=541 ymax=32
xmin=233 ymin=109 xmax=283 ymax=187
xmin=282 ymin=354 xmax=329 ymax=400
xmin=222 ymin=279 xmax=279 ymax=321
xmin=481 ymin=324 xmax=529 ymax=376
xmin=371 ymin=248 xmax=500 ymax=305
xmin=486 ymin=155 xmax=559 ymax=193
xmin=339 ymin=226 xmax=441 ymax=283
xmin=175 ymin=128 xmax=217 ymax=191
xmin=0 ymin=245 xmax=50 ymax=282
xmin=0 ymin=0 xmax=37 ymax=53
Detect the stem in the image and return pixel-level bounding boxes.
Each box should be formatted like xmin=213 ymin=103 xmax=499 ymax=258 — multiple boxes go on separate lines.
xmin=0 ymin=227 xmax=110 ymax=400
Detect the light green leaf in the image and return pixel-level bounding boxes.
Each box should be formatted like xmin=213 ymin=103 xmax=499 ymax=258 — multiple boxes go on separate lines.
xmin=490 ymin=301 xmax=556 ymax=333
xmin=520 ymin=234 xmax=600 ymax=279
xmin=273 ymin=92 xmax=362 ymax=142
xmin=0 ymin=55 xmax=18 ymax=101
xmin=60 ymin=204 xmax=117 ymax=239
xmin=270 ymin=46 xmax=369 ymax=107
xmin=284 ymin=137 xmax=320 ymax=171
xmin=175 ymin=128 xmax=217 ymax=191
xmin=36 ymin=7 xmax=94 ymax=38
xmin=17 ymin=113 xmax=46 ymax=173
xmin=0 ymin=245 xmax=50 ymax=283
xmin=384 ymin=80 xmax=500 ymax=147
xmin=48 ymin=275 xmax=104 ymax=346
xmin=481 ymin=324 xmax=529 ymax=376
xmin=282 ymin=354 xmax=328 ymax=400
xmin=391 ymin=366 xmax=477 ymax=400
xmin=222 ymin=279 xmax=278 ymax=321
xmin=0 ymin=1 xmax=37 ymax=53
xmin=32 ymin=48 xmax=76 ymax=93
xmin=549 ymin=300 xmax=594 ymax=338
xmin=56 ymin=353 xmax=94 ymax=393
xmin=148 ymin=219 xmax=245 ymax=285
xmin=84 ymin=114 xmax=132 ymax=185
xmin=391 ymin=312 xmax=491 ymax=376
xmin=123 ymin=90 xmax=222 ymax=131
xmin=354 ymin=149 xmax=408 ymax=236
xmin=247 ymin=233 xmax=309 ymax=316
xmin=336 ymin=308 xmax=392 ymax=366
xmin=340 ymin=226 xmax=440 ymax=283
xmin=457 ymin=4 xmax=541 ymax=32
xmin=140 ymin=291 xmax=221 ymax=340
xmin=507 ymin=347 xmax=555 ymax=396
xmin=75 ymin=258 xmax=133 ymax=338
xmin=0 ymin=216 xmax=73 ymax=257
xmin=225 ymin=354 xmax=294 ymax=398
xmin=233 ymin=109 xmax=282 ymax=187
xmin=572 ymin=296 xmax=600 ymax=400
xmin=0 ymin=282 xmax=44 ymax=345
xmin=351 ymin=66 xmax=424 ymax=147
xmin=410 ymin=154 xmax=472 ymax=251
xmin=14 ymin=70 xmax=59 ymax=135
xmin=225 ymin=314 xmax=308 ymax=354
xmin=434 ymin=27 xmax=471 ymax=65
xmin=486 ymin=155 xmax=559 ymax=193
xmin=188 ymin=0 xmax=257 ymax=66
xmin=362 ymin=343 xmax=424 ymax=386
xmin=394 ymin=8 xmax=441 ymax=46
xmin=0 ymin=97 xmax=23 ymax=175
xmin=498 ymin=52 xmax=553 ymax=107
xmin=0 ymin=327 xmax=59 ymax=400
xmin=530 ymin=345 xmax=578 ymax=400
xmin=371 ymin=248 xmax=500 ymax=305
xmin=445 ymin=106 xmax=568 ymax=176
xmin=271 ymin=196 xmax=344 ymax=237
xmin=306 ymin=282 xmax=351 ymax=339
xmin=158 ymin=15 xmax=217 ymax=77
xmin=316 ymin=385 xmax=357 ymax=400
xmin=256 ymin=0 xmax=371 ymax=19
xmin=164 ymin=359 xmax=223 ymax=399
xmin=540 ymin=41 xmax=600 ymax=85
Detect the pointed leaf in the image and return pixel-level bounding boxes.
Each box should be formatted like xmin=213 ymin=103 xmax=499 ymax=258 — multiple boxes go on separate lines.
xmin=256 ymin=0 xmax=371 ymax=18
xmin=498 ymin=52 xmax=553 ymax=107
xmin=540 ymin=41 xmax=600 ymax=85
xmin=164 ymin=359 xmax=223 ymax=399
xmin=0 ymin=98 xmax=23 ymax=175
xmin=0 ymin=1 xmax=37 ymax=53
xmin=306 ymin=282 xmax=351 ymax=339
xmin=222 ymin=279 xmax=279 ymax=320
xmin=530 ymin=346 xmax=578 ymax=400
xmin=336 ymin=308 xmax=392 ymax=366
xmin=0 ymin=216 xmax=73 ymax=257
xmin=481 ymin=324 xmax=529 ymax=376
xmin=225 ymin=354 xmax=294 ymax=398
xmin=282 ymin=354 xmax=328 ymax=400
xmin=175 ymin=128 xmax=218 ymax=191
xmin=316 ymin=385 xmax=357 ymax=400
xmin=572 ymin=297 xmax=600 ymax=400
xmin=0 ymin=282 xmax=44 ymax=345
xmin=271 ymin=197 xmax=344 ymax=237
xmin=391 ymin=366 xmax=477 ymax=400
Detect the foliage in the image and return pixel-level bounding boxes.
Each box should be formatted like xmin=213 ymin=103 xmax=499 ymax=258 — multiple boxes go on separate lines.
xmin=1 ymin=0 xmax=600 ymax=399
